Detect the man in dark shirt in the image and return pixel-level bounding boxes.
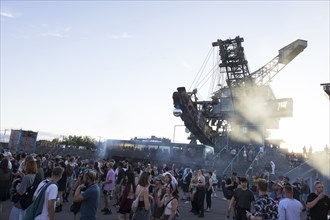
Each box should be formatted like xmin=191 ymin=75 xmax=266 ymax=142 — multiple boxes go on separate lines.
xmin=306 ymin=180 xmax=330 ymax=220
xmin=115 ymin=161 xmax=125 ymax=205
xmin=229 ymin=177 xmax=255 ymax=220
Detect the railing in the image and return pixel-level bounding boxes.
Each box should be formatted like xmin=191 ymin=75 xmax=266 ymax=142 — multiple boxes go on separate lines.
xmin=245 ymin=150 xmax=263 ymax=176
xmin=283 ymin=156 xmax=314 ymax=179
xmin=222 ymin=146 xmax=245 ymax=175
xmin=283 ymin=152 xmax=330 ymax=195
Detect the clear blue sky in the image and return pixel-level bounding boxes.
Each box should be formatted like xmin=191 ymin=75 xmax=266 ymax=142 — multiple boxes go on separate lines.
xmin=1 ymin=1 xmax=329 ymax=152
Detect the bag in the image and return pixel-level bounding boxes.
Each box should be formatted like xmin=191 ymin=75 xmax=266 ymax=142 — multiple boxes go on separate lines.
xmin=131 ymin=188 xmax=144 ymax=213
xmin=70 ymin=202 xmax=82 ymax=214
xmin=23 ymin=181 xmax=54 ymax=220
xmin=11 ymin=192 xmax=21 ymax=203
xmin=20 ymin=173 xmax=42 ymax=210
xmin=11 ymin=178 xmax=22 ymax=203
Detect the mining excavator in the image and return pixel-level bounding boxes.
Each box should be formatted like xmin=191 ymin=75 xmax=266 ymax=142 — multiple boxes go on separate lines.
xmin=172 ymin=36 xmax=307 ymax=150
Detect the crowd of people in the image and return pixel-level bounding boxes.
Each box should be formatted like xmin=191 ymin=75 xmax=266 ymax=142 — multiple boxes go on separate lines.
xmin=0 ymin=150 xmax=330 ymax=220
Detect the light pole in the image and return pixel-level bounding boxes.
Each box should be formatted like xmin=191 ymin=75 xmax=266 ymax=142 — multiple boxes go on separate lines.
xmin=172 ymin=125 xmax=186 ymax=142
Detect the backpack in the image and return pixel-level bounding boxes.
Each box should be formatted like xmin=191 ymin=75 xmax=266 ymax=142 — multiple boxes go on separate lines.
xmin=23 ymin=181 xmax=55 ymax=220
xmin=20 ymin=173 xmax=42 ymax=210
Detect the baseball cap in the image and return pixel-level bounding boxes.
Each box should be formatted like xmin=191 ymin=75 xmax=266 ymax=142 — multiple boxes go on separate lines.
xmin=271 ymin=180 xmax=284 ymax=188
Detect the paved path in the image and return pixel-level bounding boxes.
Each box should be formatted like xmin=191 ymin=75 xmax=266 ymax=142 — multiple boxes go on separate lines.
xmin=1 ymin=189 xmax=307 ymax=219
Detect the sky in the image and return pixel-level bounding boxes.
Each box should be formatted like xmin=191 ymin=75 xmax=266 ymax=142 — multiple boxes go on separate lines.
xmin=1 ymin=1 xmax=329 ymax=153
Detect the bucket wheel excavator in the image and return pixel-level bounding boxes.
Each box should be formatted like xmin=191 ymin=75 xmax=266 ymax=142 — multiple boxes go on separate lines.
xmin=172 ymin=36 xmax=307 ymax=150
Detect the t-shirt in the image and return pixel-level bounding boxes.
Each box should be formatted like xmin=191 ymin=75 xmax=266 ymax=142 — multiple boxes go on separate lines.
xmin=80 ymin=184 xmax=100 ymax=220
xmin=34 ymin=180 xmax=58 ymax=220
xmin=233 ymin=188 xmax=255 ymax=210
xmin=254 ymin=194 xmax=278 ymax=219
xmin=278 ymin=198 xmax=303 ymax=220
xmin=104 ymin=169 xmax=115 ymax=191
xmin=116 ymin=168 xmax=125 ymax=185
xmin=306 ymin=192 xmax=330 ymax=220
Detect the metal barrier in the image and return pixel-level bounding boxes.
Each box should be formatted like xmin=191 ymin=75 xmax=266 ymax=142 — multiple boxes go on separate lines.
xmin=245 ymin=150 xmax=263 ymax=176
xmin=222 ymin=146 xmax=245 ymax=175
xmin=283 ymin=152 xmax=330 ymax=195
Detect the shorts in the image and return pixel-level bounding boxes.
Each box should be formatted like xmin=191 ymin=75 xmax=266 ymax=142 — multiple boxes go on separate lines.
xmin=103 ymin=190 xmax=113 ymax=196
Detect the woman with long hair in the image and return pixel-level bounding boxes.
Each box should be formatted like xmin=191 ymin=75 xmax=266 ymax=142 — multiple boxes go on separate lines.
xmin=157 ymin=182 xmax=179 ymax=220
xmin=152 ymin=175 xmax=166 ymax=220
xmin=117 ymin=171 xmax=135 ymax=220
xmin=44 ymin=160 xmax=54 ymax=178
xmin=8 ymin=159 xmax=37 ymax=220
xmin=134 ymin=171 xmax=152 ymax=220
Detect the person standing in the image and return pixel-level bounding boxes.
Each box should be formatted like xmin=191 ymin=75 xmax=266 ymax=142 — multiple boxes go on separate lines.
xmin=225 ymin=172 xmax=238 ymax=219
xmin=9 ymin=159 xmax=38 ymax=220
xmin=196 ymin=169 xmax=206 ymax=217
xmin=246 ymin=178 xmax=278 ymax=220
xmin=306 ymin=180 xmax=330 ymax=220
xmin=269 ymin=180 xmax=284 ymax=205
xmin=228 ymin=177 xmax=255 ymax=220
xmin=278 ymin=185 xmax=303 ymax=220
xmin=134 ymin=171 xmax=151 ymax=220
xmin=0 ymin=158 xmax=13 ymax=216
xmin=157 ymin=182 xmax=179 ymax=220
xmin=63 ymin=157 xmax=75 ymax=203
xmin=117 ymin=171 xmax=135 ymax=220
xmin=181 ymin=168 xmax=192 ymax=203
xmin=211 ymin=170 xmax=218 ymax=197
xmin=270 ymin=161 xmax=276 ymax=175
xmin=73 ymin=170 xmax=100 ymax=220
xmin=153 ymin=174 xmax=166 ymax=220
xmin=205 ymin=171 xmax=213 ymax=212
xmin=3 ymin=151 xmax=13 ymax=170
xmin=115 ymin=161 xmax=125 ymax=205
xmin=33 ymin=166 xmax=64 ymax=220
xmin=55 ymin=161 xmax=67 ymax=212
xmin=101 ymin=161 xmax=115 ymax=215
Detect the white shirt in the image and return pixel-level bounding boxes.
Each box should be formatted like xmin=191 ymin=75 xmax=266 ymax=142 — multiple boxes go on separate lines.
xmin=278 ymin=197 xmax=303 ymax=220
xmin=7 ymin=159 xmax=12 ymax=170
xmin=164 ymin=199 xmax=175 ymax=215
xmin=33 ymin=180 xmax=58 ymax=220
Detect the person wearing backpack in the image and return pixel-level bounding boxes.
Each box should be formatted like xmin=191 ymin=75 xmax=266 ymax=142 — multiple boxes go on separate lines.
xmin=9 ymin=159 xmax=38 ymax=220
xmin=28 ymin=166 xmax=64 ymax=220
